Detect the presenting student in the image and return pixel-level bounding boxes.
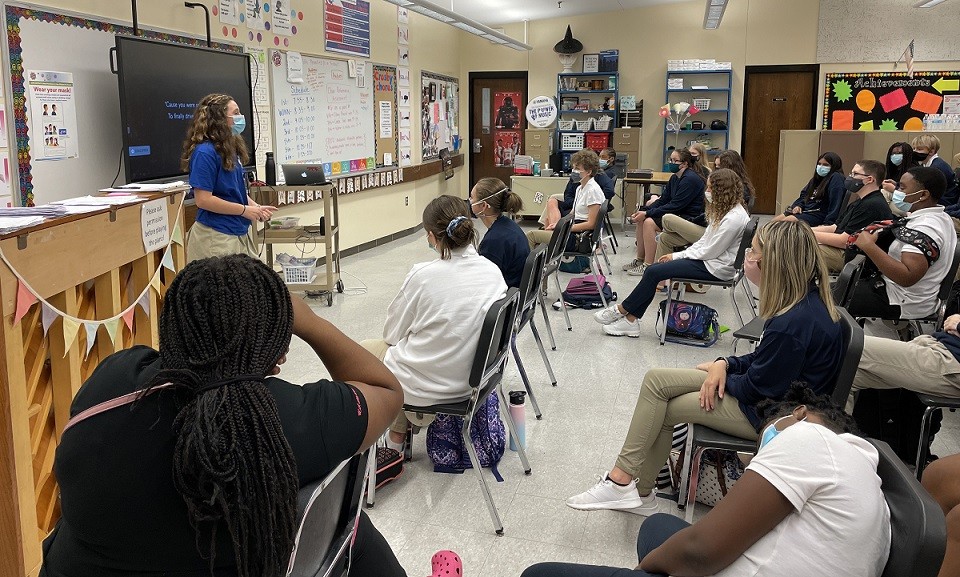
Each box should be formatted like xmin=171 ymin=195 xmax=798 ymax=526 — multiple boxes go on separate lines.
xmin=182 ymin=93 xmax=276 ymax=262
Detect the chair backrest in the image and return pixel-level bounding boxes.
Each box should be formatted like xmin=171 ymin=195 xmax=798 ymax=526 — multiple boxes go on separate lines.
xmin=516 ymin=245 xmax=548 ymax=325
xmin=730 ymin=217 xmax=759 ymax=270
xmin=936 ymin=243 xmax=960 ymax=305
xmin=831 ymin=255 xmax=866 ymax=307
xmin=287 ymin=451 xmax=368 ymax=577
xmin=469 ymin=288 xmax=521 ymax=395
xmin=544 ymin=214 xmax=574 ymax=268
xmin=589 ymin=203 xmax=609 ymax=246
xmin=829 ymin=307 xmax=864 ymax=406
xmin=608 ymin=176 xmax=619 ymax=211
xmin=870 ymin=439 xmax=946 ymax=577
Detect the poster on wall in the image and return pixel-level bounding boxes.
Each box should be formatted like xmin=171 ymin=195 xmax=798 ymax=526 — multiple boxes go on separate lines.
xmin=272 ymin=0 xmax=293 ymax=35
xmin=245 ymin=0 xmax=266 ymax=30
xmin=26 ymin=70 xmax=79 ymax=161
xmin=494 ymin=91 xmax=522 ymax=129
xmin=218 ymin=0 xmax=240 ymax=25
xmin=494 ymin=131 xmax=520 ymax=167
xmin=421 ymin=71 xmax=459 ymax=160
xmin=324 ymin=0 xmax=371 ymax=58
xmin=823 ymin=71 xmax=960 ymax=131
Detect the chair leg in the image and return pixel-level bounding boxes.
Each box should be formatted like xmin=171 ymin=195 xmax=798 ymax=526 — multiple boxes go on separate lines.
xmin=530 ymin=318 xmax=558 ymax=388
xmin=538 ymin=294 xmax=558 ymax=351
xmin=553 ymin=271 xmax=572 ymax=331
xmin=365 ymin=439 xmax=378 ymax=508
xmin=730 ymin=280 xmax=746 ymax=328
xmin=915 ymin=406 xmax=939 ymax=479
xmin=510 ymin=333 xmax=543 ymax=420
xmin=684 ymin=447 xmax=704 ymax=524
xmin=676 ymin=426 xmax=693 ymax=506
xmin=598 ymin=242 xmax=611 ymax=270
xmin=743 ymin=278 xmax=758 ymax=317
xmin=498 ymin=383 xmax=532 ymax=474
xmin=731 ymin=337 xmax=741 ymax=356
xmin=461 ymin=420 xmax=505 ymax=535
xmin=660 ymin=289 xmax=673 ymax=346
xmin=589 ymin=258 xmax=608 ymax=308
xmin=403 ymin=423 xmax=413 ymax=462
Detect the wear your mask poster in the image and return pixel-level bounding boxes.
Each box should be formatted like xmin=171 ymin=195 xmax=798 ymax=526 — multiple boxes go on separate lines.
xmin=27 ymin=70 xmax=79 ymax=161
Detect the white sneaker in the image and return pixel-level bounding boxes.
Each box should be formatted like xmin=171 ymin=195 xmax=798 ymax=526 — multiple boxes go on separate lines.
xmin=594 ymin=305 xmax=625 ymax=325
xmin=621 ymin=258 xmax=641 ymax=271
xmin=566 ymin=473 xmax=659 ymax=515
xmin=626 ymin=262 xmax=647 ymax=277
xmin=603 ymin=316 xmax=641 ymax=337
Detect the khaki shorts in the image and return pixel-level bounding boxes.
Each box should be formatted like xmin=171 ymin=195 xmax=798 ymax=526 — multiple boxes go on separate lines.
xmin=186 ymin=221 xmax=259 ymax=263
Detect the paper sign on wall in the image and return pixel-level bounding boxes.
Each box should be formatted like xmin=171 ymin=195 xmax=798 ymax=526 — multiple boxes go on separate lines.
xmin=272 ymin=0 xmax=293 ymax=35
xmin=245 ymin=0 xmax=266 ymax=30
xmin=286 ymin=52 xmax=304 ymax=83
xmin=140 ymin=199 xmax=169 ymax=252
xmin=218 ymin=0 xmax=239 ymax=25
xmin=27 ymin=70 xmax=79 ymax=161
xmin=379 ymin=101 xmax=393 ymax=138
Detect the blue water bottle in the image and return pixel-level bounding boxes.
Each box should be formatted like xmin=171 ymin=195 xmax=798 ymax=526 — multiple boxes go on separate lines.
xmin=508 ymin=391 xmax=526 ymax=451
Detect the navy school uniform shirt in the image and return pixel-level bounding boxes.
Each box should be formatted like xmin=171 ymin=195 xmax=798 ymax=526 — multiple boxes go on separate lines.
xmin=790 ymin=171 xmax=846 ymax=225
xmin=930 ymin=156 xmax=959 ymax=207
xmin=643 ymin=169 xmax=705 ymax=222
xmin=479 ymin=215 xmax=530 ymax=288
xmin=189 ymin=141 xmax=250 ymax=236
xmin=723 ymin=286 xmax=844 ymax=430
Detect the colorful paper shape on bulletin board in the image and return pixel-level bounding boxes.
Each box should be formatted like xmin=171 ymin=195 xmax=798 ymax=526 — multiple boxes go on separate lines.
xmin=824 ymin=71 xmax=960 ymax=130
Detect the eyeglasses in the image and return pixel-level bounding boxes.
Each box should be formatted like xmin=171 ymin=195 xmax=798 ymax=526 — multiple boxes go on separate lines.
xmin=745 ymin=247 xmax=761 ymax=262
xmin=849 ymin=171 xmax=868 ymax=178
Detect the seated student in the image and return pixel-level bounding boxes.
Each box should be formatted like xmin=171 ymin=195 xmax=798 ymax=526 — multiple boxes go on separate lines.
xmin=600 ymin=146 xmax=623 ymax=182
xmin=623 ymin=148 xmax=707 ymax=277
xmin=528 ymin=149 xmax=606 ymax=249
xmin=527 ymin=386 xmax=890 ymax=577
xmin=775 ymin=151 xmax=845 ymax=226
xmin=470 ymin=177 xmax=529 ymax=288
xmin=811 ymin=159 xmax=894 ymax=273
xmin=364 ymin=195 xmax=507 ymax=451
xmin=569 ymin=220 xmax=843 ymax=513
xmin=845 ymin=166 xmax=956 ymax=320
xmin=689 ymin=141 xmax=713 ymax=176
xmin=654 ymin=150 xmax=756 ymax=262
xmin=595 ymin=169 xmax=749 ymax=337
xmin=912 ymin=134 xmax=959 ymax=206
xmin=40 ymin=255 xmax=407 ymax=577
xmin=541 ymin=149 xmax=614 ymax=230
xmin=921 ymin=454 xmax=960 ymax=577
xmin=881 ymin=141 xmax=920 ymax=197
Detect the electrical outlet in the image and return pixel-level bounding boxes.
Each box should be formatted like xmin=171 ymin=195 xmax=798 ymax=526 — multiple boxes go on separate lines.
xmin=404 ymin=196 xmax=409 ymax=206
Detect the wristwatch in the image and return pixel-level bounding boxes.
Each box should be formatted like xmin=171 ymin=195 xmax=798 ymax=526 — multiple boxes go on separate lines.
xmin=715 ymin=357 xmax=728 ymax=369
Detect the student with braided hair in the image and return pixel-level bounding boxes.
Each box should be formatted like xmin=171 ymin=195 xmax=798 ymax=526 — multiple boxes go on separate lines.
xmin=41 ymin=255 xmax=407 ymax=577
xmin=363 ymin=194 xmax=507 ymax=451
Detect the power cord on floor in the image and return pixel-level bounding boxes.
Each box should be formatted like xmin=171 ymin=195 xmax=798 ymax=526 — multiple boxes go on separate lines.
xmin=339 ymin=270 xmax=368 ymax=295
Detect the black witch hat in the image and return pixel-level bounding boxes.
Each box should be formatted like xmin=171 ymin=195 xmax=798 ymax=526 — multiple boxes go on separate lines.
xmin=553 ymin=25 xmax=583 ymax=54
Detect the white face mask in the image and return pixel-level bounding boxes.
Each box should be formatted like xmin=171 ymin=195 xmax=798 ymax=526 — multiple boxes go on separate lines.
xmin=704 ymin=190 xmax=713 ymax=203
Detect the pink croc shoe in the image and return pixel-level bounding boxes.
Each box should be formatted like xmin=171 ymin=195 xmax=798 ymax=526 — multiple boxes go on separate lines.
xmin=429 ymin=550 xmax=463 ymax=576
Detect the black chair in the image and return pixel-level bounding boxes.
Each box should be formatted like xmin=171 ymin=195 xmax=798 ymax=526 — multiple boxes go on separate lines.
xmin=871 ymin=438 xmax=947 ymax=577
xmin=559 ymin=204 xmax=611 ymax=309
xmin=731 ymin=255 xmax=866 ymax=354
xmin=287 ymin=451 xmax=369 ymax=577
xmin=678 ymin=307 xmax=863 ymax=522
xmin=398 ymin=289 xmax=529 ymax=535
xmin=914 ymin=392 xmax=960 ymax=479
xmin=659 ymin=218 xmax=758 ymax=346
xmin=541 ymin=214 xmax=575 ymax=334
xmin=511 ymin=246 xmax=556 ymax=421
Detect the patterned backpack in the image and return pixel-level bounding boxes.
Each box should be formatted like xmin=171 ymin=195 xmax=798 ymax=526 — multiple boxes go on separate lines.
xmin=425 ymin=393 xmax=506 ymax=481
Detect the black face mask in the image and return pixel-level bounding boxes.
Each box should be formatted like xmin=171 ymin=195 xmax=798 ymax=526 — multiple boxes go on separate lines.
xmin=844 ymin=176 xmax=866 ymax=193
xmin=914 ymin=151 xmax=929 ymax=162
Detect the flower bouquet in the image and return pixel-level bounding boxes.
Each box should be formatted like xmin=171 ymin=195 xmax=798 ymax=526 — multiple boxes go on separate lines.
xmin=659 ymin=102 xmax=700 ymax=148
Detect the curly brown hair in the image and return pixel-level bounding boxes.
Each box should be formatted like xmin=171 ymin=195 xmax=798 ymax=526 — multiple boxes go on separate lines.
xmin=180 ymin=93 xmax=249 ymax=173
xmin=705 ymin=168 xmax=745 ymax=225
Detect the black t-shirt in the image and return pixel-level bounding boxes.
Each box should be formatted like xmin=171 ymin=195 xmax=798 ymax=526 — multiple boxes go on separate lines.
xmin=41 ymin=346 xmax=368 ymax=577
xmin=832 ymin=189 xmax=893 ymax=234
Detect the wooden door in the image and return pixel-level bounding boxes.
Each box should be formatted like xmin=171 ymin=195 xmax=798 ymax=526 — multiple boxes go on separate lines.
xmin=469 ymin=73 xmax=528 ymax=188
xmin=742 ymin=66 xmax=818 ymax=214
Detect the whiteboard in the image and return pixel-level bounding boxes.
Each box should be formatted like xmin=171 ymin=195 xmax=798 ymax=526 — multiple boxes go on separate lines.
xmin=269 ymin=49 xmax=376 ymax=173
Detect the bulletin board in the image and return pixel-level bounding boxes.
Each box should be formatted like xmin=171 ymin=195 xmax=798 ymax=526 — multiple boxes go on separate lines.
xmin=269 ymin=48 xmax=376 ymax=176
xmin=2 ymin=5 xmax=241 ymax=206
xmin=372 ymin=64 xmax=398 ymax=167
xmin=420 ymin=70 xmax=459 ymax=161
xmin=823 ymin=71 xmax=960 ymax=131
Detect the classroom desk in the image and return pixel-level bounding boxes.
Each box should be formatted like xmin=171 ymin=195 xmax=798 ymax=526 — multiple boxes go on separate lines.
xmin=622 ymin=172 xmax=672 ymax=229
xmin=510 ymin=175 xmax=571 ymax=218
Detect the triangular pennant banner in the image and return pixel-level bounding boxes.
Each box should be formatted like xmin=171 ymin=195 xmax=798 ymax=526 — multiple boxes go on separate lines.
xmin=104 ymin=318 xmax=121 ymax=346
xmin=41 ymin=303 xmax=58 ymax=336
xmin=171 ymin=221 xmax=184 ymax=246
xmin=149 ymin=272 xmax=162 ymax=294
xmin=161 ymin=250 xmax=176 ymax=272
xmin=136 ymin=291 xmax=151 ymax=315
xmin=14 ymin=280 xmax=37 ymax=325
xmin=121 ymin=307 xmax=136 ymax=331
xmin=83 ymin=322 xmax=99 ymax=358
xmin=61 ymin=317 xmax=81 ymax=357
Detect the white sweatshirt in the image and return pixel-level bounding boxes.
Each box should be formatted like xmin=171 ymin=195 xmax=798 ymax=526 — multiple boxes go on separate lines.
xmin=383 ymin=244 xmax=508 ymax=406
xmin=673 ymin=204 xmax=750 ymax=280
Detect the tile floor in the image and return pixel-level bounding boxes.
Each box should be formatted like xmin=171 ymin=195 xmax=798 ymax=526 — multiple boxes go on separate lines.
xmin=279 ymin=220 xmax=960 ymax=577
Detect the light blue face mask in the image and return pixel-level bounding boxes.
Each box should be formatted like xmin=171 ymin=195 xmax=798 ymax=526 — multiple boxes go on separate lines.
xmin=890 ymin=153 xmax=903 ymax=166
xmin=599 ymin=159 xmax=609 ymax=169
xmin=231 ymin=114 xmax=246 ymax=135
xmin=759 ymin=414 xmax=804 ymax=450
xmin=892 ymin=189 xmax=923 ymax=212
xmin=815 ymin=164 xmax=831 ymax=177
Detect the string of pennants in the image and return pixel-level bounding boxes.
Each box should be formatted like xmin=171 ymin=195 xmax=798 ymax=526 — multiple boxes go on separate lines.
xmin=1 ymin=217 xmax=184 ymax=360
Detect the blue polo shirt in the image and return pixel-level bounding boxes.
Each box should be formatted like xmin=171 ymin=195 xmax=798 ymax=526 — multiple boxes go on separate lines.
xmin=478 ymin=215 xmax=530 ymax=288
xmin=189 ymin=141 xmax=249 ymax=236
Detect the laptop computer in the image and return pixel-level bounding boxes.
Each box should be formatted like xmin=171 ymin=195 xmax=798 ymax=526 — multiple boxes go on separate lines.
xmin=281 ymin=164 xmax=329 ymax=186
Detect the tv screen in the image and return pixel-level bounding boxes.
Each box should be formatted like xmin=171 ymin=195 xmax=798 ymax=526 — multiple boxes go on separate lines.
xmin=115 ymin=36 xmax=254 ymax=183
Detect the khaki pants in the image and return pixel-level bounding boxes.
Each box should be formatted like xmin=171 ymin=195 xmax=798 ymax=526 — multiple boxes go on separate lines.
xmin=846 ymin=335 xmax=960 ymax=412
xmin=526 ymin=229 xmax=554 ymax=251
xmin=616 ymin=368 xmax=757 ymax=493
xmin=818 ymin=244 xmax=846 ymax=273
xmin=186 ymin=221 xmax=259 ymax=263
xmin=655 ymin=214 xmax=706 ymax=261
xmin=360 ymin=338 xmax=436 ymax=434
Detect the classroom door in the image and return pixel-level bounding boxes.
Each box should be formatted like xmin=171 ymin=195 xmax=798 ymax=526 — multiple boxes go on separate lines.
xmin=742 ymin=66 xmax=818 ymax=214
xmin=469 ymin=72 xmax=528 ymax=189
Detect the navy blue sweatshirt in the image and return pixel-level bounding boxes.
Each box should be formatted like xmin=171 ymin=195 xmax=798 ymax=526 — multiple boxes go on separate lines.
xmin=930 ymin=157 xmax=958 ymax=207
xmin=723 ymin=287 xmax=844 ymax=430
xmin=644 ymin=169 xmax=705 ymax=222
xmin=789 ymin=171 xmax=847 ymax=225
xmin=478 ymin=215 xmax=530 ymax=288
xmin=934 ymin=331 xmax=960 ymax=363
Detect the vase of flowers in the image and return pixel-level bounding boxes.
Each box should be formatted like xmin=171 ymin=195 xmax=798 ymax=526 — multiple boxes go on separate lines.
xmin=659 ymin=102 xmax=700 ymax=149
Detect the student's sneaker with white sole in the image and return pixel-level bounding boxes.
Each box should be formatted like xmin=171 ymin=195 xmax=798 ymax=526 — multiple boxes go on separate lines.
xmin=603 ymin=316 xmax=641 ymax=337
xmin=621 ymin=258 xmax=642 ymax=271
xmin=626 ymin=262 xmax=647 ymax=277
xmin=566 ymin=472 xmax=660 ymax=515
xmin=594 ymin=305 xmax=625 ymax=325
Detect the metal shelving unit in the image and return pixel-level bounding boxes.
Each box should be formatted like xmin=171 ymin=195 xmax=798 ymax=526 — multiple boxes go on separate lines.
xmin=556 ymin=71 xmax=619 ymax=169
xmin=663 ymin=69 xmax=732 ymax=163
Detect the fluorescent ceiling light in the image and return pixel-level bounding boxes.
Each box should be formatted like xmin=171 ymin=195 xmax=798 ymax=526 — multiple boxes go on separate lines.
xmin=703 ymin=0 xmax=727 ymax=29
xmin=383 ymin=0 xmax=532 ymax=50
xmin=914 ymin=0 xmax=949 ymax=6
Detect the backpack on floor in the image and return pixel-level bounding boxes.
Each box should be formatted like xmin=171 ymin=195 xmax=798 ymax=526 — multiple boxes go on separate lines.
xmin=558 ymin=275 xmax=617 ymax=309
xmin=559 ymin=255 xmax=592 ymax=273
xmin=655 ymin=299 xmax=720 ymax=347
xmin=425 ymin=393 xmax=506 ymax=481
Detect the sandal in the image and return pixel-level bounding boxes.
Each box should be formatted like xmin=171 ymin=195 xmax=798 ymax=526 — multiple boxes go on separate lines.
xmin=429 ymin=550 xmax=463 ymax=576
